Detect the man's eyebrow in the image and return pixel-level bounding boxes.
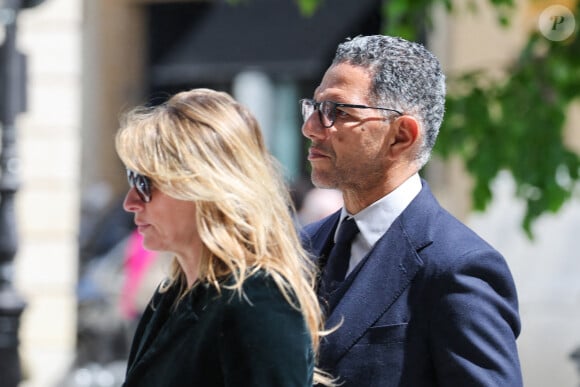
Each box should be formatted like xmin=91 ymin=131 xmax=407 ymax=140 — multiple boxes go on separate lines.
xmin=312 ymin=87 xmax=321 ymax=98
xmin=314 ymin=94 xmax=347 ymax=103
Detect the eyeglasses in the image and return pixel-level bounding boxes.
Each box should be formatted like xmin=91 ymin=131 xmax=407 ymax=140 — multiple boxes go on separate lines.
xmin=300 ymin=98 xmax=402 ymax=128
xmin=126 ymin=169 xmax=152 ymax=203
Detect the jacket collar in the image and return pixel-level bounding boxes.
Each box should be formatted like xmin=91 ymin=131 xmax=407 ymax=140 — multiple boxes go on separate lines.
xmin=125 ymin=282 xmax=207 ymax=380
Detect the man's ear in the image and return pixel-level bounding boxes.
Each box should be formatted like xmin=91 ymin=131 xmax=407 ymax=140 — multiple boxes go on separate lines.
xmin=388 ymin=116 xmax=420 ymax=159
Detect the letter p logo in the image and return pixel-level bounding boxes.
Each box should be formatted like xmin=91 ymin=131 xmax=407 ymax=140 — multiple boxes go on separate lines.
xmin=539 ymin=5 xmax=576 ymax=41
xmin=551 ymin=15 xmax=566 ymax=31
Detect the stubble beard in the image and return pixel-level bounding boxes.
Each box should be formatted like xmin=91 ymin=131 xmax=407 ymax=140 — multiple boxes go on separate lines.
xmin=310 ymin=166 xmax=339 ymax=190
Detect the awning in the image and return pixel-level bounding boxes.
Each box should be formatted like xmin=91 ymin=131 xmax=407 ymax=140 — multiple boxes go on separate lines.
xmin=148 ymin=0 xmax=382 ymax=86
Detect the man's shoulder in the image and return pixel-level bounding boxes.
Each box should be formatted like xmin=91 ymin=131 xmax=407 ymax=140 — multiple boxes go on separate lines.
xmin=400 ymin=185 xmax=501 ymax=258
xmin=299 ymin=211 xmax=340 ymax=241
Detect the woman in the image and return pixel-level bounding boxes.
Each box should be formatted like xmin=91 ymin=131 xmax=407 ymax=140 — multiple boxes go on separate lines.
xmin=116 ymin=88 xmax=332 ymax=386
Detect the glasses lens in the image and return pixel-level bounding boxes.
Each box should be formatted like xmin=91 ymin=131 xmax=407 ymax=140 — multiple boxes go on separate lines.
xmin=320 ymin=101 xmax=336 ymax=127
xmin=301 ymin=99 xmax=315 ymax=122
xmin=127 ymin=169 xmax=152 ymax=202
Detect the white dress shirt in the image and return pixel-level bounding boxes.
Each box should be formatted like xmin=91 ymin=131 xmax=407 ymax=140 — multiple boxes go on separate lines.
xmin=335 ymin=173 xmax=422 ymax=277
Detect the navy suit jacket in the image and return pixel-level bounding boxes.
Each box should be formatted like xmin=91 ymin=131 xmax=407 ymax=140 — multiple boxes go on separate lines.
xmin=301 ymin=181 xmax=522 ymax=386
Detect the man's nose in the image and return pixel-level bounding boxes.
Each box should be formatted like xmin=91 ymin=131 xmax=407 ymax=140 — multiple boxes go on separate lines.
xmin=301 ymin=112 xmax=328 ymax=140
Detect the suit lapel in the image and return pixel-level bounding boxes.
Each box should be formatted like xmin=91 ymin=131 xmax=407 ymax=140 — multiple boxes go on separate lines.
xmin=319 ymin=219 xmax=424 ymax=367
xmin=301 ymin=211 xmax=341 ymax=264
xmin=317 ymin=181 xmax=437 ymax=368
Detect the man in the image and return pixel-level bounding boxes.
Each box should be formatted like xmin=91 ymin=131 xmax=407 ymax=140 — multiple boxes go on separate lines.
xmin=300 ymin=35 xmax=522 ymax=386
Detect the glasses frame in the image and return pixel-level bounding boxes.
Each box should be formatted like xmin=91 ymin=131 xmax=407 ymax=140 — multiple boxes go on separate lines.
xmin=300 ymin=98 xmax=403 ymax=128
xmin=126 ymin=169 xmax=152 ymax=203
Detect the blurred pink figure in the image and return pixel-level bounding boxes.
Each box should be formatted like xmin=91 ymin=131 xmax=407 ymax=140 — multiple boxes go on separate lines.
xmin=120 ymin=230 xmax=158 ymax=319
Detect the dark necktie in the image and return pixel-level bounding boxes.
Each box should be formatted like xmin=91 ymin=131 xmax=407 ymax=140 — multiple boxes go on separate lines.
xmin=321 ymin=217 xmax=360 ymax=296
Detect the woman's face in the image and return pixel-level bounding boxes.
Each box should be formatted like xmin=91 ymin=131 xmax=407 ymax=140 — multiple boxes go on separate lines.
xmin=123 ymin=184 xmax=201 ymax=260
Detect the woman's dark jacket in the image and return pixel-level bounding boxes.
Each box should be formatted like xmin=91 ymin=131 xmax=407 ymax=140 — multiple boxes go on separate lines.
xmin=122 ymin=273 xmax=314 ymax=386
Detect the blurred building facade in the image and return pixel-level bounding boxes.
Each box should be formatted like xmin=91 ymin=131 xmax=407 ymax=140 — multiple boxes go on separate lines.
xmin=14 ymin=1 xmax=80 ymax=386
xmin=10 ymin=0 xmax=580 ymax=386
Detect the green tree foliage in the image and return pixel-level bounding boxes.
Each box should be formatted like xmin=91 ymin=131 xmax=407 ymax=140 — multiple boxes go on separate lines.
xmin=439 ymin=22 xmax=580 ymax=237
xmin=298 ymin=0 xmax=580 ymax=238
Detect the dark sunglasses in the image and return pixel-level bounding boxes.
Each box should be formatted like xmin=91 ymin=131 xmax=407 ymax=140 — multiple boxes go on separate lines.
xmin=300 ymin=98 xmax=402 ymax=128
xmin=126 ymin=169 xmax=152 ymax=203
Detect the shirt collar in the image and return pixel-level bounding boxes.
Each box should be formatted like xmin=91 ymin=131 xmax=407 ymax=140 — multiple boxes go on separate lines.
xmin=338 ymin=173 xmax=422 ymax=250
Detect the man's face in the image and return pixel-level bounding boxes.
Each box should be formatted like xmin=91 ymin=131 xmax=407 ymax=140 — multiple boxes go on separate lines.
xmin=301 ymin=63 xmax=396 ymax=194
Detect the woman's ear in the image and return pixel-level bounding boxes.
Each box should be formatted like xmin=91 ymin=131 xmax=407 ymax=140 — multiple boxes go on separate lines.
xmin=388 ymin=115 xmax=420 ymax=159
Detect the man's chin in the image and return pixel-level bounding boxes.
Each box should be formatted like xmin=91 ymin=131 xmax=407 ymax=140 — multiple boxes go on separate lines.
xmin=311 ymin=172 xmax=337 ymax=190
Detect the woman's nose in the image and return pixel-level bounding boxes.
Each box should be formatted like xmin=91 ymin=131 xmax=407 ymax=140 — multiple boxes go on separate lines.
xmin=123 ymin=188 xmax=144 ymax=213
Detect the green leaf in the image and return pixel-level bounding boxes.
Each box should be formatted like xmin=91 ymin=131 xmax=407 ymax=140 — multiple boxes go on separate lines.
xmin=295 ymin=0 xmax=320 ymax=17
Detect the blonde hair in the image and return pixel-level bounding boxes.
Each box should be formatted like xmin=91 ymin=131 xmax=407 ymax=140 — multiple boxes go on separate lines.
xmin=115 ymin=88 xmax=333 ymax=385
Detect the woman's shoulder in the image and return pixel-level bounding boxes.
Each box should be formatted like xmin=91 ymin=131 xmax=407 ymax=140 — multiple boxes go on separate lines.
xmin=218 ymin=271 xmax=308 ymax=337
xmin=172 ymin=271 xmax=297 ymax=321
xmin=222 ymin=270 xmax=281 ymax=300
xmin=218 ymin=271 xmax=296 ymax=314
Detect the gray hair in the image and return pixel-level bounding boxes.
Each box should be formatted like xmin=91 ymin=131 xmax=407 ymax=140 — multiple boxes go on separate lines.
xmin=333 ymin=35 xmax=446 ymax=167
